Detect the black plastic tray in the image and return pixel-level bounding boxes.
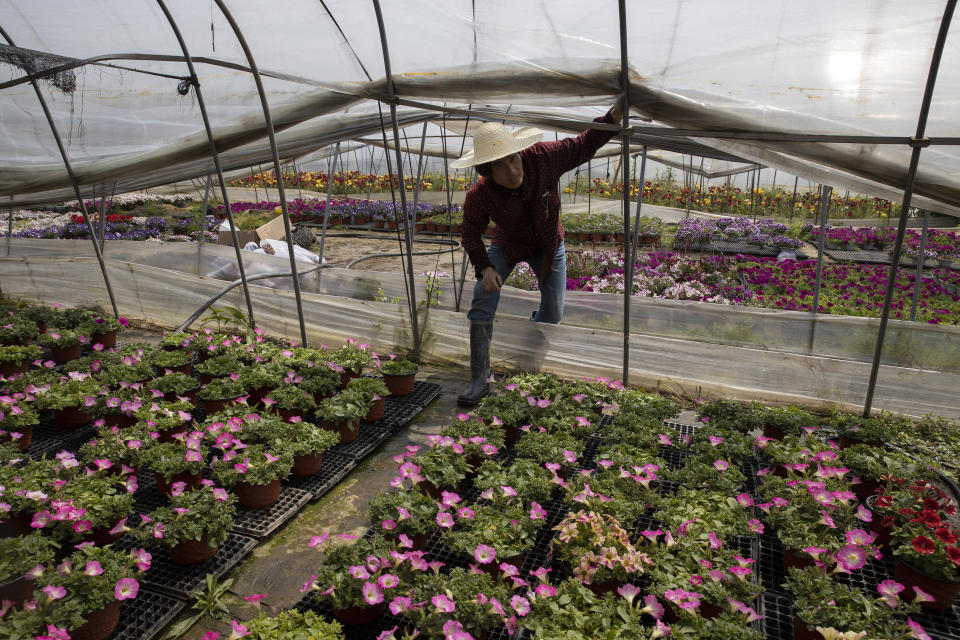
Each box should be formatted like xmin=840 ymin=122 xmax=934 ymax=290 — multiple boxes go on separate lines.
xmin=364 ymin=400 xmax=418 ymax=433
xmin=823 ymin=248 xmax=893 ymax=265
xmin=663 ymin=420 xmax=701 ymax=439
xmin=294 ymin=590 xmax=399 ymax=640
xmin=230 ymin=486 xmax=312 ymax=538
xmin=328 ymin=424 xmax=392 ymax=461
xmin=389 ymin=380 xmax=443 ymax=411
xmin=24 ymin=436 xmax=66 ymax=461
xmin=32 ymin=413 xmax=95 ymax=452
xmin=113 ymin=532 xmax=258 ymax=600
xmin=109 ymin=587 xmax=186 ymax=640
xmin=287 ymin=452 xmax=356 ymax=501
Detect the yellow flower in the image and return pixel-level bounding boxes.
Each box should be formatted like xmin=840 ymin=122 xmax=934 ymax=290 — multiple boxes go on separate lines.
xmin=815 ymin=628 xmax=867 ymax=640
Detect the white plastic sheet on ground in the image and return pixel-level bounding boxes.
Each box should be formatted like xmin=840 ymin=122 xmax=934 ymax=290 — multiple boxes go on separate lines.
xmin=2 ymin=238 xmax=957 ymax=420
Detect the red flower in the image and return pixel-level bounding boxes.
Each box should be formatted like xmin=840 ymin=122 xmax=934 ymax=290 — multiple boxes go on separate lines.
xmin=913 ymin=535 xmax=936 ymax=555
xmin=936 ymin=527 xmax=959 ymax=545
xmin=874 ymin=495 xmax=893 ymax=509
xmin=913 ymin=509 xmax=942 ymax=529
xmin=881 ymin=515 xmax=895 ymax=529
xmin=923 ymin=498 xmax=940 ymax=511
xmin=898 ymin=507 xmax=917 ymax=518
xmin=948 ymin=546 xmax=960 ymax=567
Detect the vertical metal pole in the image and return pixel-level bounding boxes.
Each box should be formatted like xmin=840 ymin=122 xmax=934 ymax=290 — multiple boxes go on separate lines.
xmin=864 ymin=0 xmax=955 ymax=416
xmin=293 ymin=160 xmax=304 ymax=202
xmin=7 ymin=203 xmax=12 ymax=238
xmin=413 ymin=121 xmax=428 ymax=207
xmin=587 ymin=161 xmax=592 ymax=213
xmin=318 ymin=141 xmax=340 ymax=265
xmin=250 ymin=166 xmax=259 ymax=204
xmin=98 ymin=189 xmax=107 ymax=250
xmin=618 ymin=0 xmax=632 ymax=385
xmin=629 ymin=148 xmax=648 ymax=272
xmin=200 ymin=174 xmax=212 ymax=245
xmin=440 ymin=108 xmax=463 ymax=312
xmin=789 ymin=175 xmax=799 ymax=224
xmin=0 ymin=26 xmax=121 ymax=319
xmin=156 ymin=0 xmax=257 ymax=330
xmin=910 ymin=209 xmax=931 ymax=321
xmin=811 ymin=186 xmax=832 ymax=315
xmin=372 ymin=0 xmax=421 ymax=357
xmin=214 ymin=0 xmax=308 ymax=345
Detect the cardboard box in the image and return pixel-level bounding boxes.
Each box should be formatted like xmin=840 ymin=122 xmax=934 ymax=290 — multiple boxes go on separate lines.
xmin=217 ymin=213 xmax=288 ymax=247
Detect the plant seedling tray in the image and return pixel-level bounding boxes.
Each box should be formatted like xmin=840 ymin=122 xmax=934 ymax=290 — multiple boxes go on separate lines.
xmin=390 ymin=380 xmax=443 ymax=410
xmin=24 ymin=436 xmax=66 ymax=461
xmin=758 ymin=592 xmax=793 ymax=640
xmin=230 ymin=486 xmax=312 ymax=538
xmin=328 ymin=424 xmax=392 ymax=461
xmin=32 ymin=413 xmax=95 ymax=452
xmin=109 ymin=588 xmax=186 ymax=640
xmin=663 ymin=420 xmax=701 ymax=439
xmin=364 ymin=399 xmax=418 ymax=433
xmin=113 ymin=532 xmax=258 ymax=600
xmin=657 ymin=445 xmax=691 ymax=471
xmin=287 ymin=453 xmax=356 ymax=501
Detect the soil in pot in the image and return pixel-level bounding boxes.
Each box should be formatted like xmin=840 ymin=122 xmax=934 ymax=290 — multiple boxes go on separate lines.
xmin=383 ymin=372 xmax=416 ymax=396
xmin=234 ymin=478 xmax=282 ymax=509
xmin=322 ymin=419 xmax=360 ymax=444
xmin=292 ymin=452 xmax=324 ymax=477
xmin=69 ymin=601 xmax=120 ymax=640
xmin=170 ymin=535 xmax=219 ymax=565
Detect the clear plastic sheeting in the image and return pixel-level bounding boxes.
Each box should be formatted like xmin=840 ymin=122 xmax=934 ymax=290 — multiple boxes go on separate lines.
xmin=2 ymin=239 xmax=957 ymax=418
xmin=1 ymin=1 xmax=959 ymax=213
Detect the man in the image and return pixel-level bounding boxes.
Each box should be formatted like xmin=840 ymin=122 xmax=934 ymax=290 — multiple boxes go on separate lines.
xmin=452 ymin=106 xmax=622 ymax=406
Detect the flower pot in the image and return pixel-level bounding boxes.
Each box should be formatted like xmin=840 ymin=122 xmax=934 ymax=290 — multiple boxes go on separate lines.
xmin=275 ymin=407 xmax=305 ymax=422
xmin=782 ymin=547 xmax=815 ymax=572
xmin=585 ymin=579 xmax=621 ymax=596
xmin=894 ymin=556 xmax=960 ymax=610
xmin=0 ymin=360 xmax=29 ymax=377
xmin=154 ymin=470 xmax=202 ymax=498
xmin=234 ymin=478 xmax=282 ymax=509
xmin=70 ymin=600 xmax=120 ymax=640
xmin=415 ymin=223 xmax=426 ymax=232
xmin=160 ymin=362 xmax=193 ymax=376
xmin=292 ymin=452 xmax=324 ymax=477
xmin=338 ymin=369 xmax=362 ymax=389
xmin=202 ymin=395 xmax=243 ymax=415
xmin=387 ymin=531 xmax=428 ymax=551
xmin=762 ymin=423 xmax=785 ymax=440
xmin=170 ymin=535 xmax=219 ymax=565
xmin=1 ymin=425 xmax=31 ymax=452
xmin=156 ymin=424 xmax=190 ymax=444
xmin=364 ymin=396 xmax=385 ymax=423
xmin=383 ymin=371 xmax=416 ymax=396
xmin=199 ymin=371 xmax=228 ymax=386
xmin=164 ymin=387 xmax=198 ymax=406
xmin=374 ymin=220 xmax=386 ymax=229
xmin=49 ymin=343 xmax=82 ymax=363
xmin=246 ymin=385 xmax=271 ymax=406
xmin=87 ymin=519 xmax=125 ymax=546
xmin=417 ymin=480 xmax=453 ymax=501
xmin=793 ymin=615 xmax=824 ymax=640
xmin=502 ymin=424 xmax=519 ymax=444
xmin=591 ymin=233 xmax=605 ymax=243
xmin=450 ymin=224 xmax=461 ymax=233
xmin=853 ymin=478 xmax=883 ymax=502
xmin=332 ymin=602 xmax=386 ymax=626
xmin=479 ymin=552 xmax=525 ymax=579
xmin=103 ymin=412 xmax=138 ymax=430
xmin=425 ymin=223 xmax=437 ymax=231
xmin=92 ymin=330 xmax=117 ymax=349
xmin=837 ymin=434 xmax=883 ymax=450
xmin=865 ymin=495 xmax=893 ymax=549
xmin=54 ymin=406 xmax=93 ymax=429
xmin=322 ymin=419 xmax=360 ymax=444
xmin=0 ymin=512 xmax=32 ymax=538
xmin=0 ymin=574 xmax=34 ymax=609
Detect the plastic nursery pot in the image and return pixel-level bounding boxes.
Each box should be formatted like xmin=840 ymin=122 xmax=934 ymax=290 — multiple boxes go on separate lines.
xmin=234 ymin=478 xmax=282 ymax=509
xmin=322 ymin=419 xmax=360 ymax=444
xmin=837 ymin=434 xmax=883 ymax=450
xmin=0 ymin=512 xmax=32 ymax=538
xmin=169 ymin=535 xmax=218 ymax=565
xmin=0 ymin=360 xmax=29 ymax=377
xmin=0 ymin=574 xmax=34 ymax=610
xmin=782 ymin=547 xmax=816 ymax=572
xmin=364 ymin=397 xmax=385 ymax=423
xmin=202 ymin=395 xmax=243 ymax=415
xmin=865 ymin=495 xmax=892 ymax=548
xmin=87 ymin=519 xmax=125 ymax=546
xmin=894 ymin=556 xmax=960 ymax=610
xmin=585 ymin=579 xmax=622 ymax=597
xmin=338 ymin=369 xmax=362 ymax=389
xmin=92 ymin=329 xmax=117 ymax=349
xmin=762 ymin=423 xmax=785 ymax=440
xmin=331 ymin=601 xmax=386 ymax=626
xmin=164 ymin=387 xmax=198 ymax=406
xmin=246 ymin=385 xmax=271 ymax=406
xmin=416 ymin=480 xmax=454 ymax=501
xmin=793 ymin=614 xmax=825 ymax=640
xmin=154 ymin=470 xmax=203 ymax=498
xmin=291 ymin=452 xmax=324 ymax=477
xmin=1 ymin=426 xmax=32 ymax=452
xmin=54 ymin=406 xmax=94 ymax=429
xmin=103 ymin=412 xmax=137 ymax=430
xmin=853 ymin=479 xmax=883 ymax=502
xmin=387 ymin=532 xmax=428 ymax=551
xmin=382 ymin=371 xmax=417 ymax=396
xmin=69 ymin=600 xmax=120 ymax=640
xmin=198 ymin=371 xmax=228 ymax=386
xmin=49 ymin=343 xmax=83 ymax=363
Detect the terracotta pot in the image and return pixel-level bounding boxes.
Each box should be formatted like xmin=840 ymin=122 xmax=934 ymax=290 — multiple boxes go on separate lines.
xmin=1 ymin=425 xmax=31 ymax=452
xmin=0 ymin=360 xmax=29 ymax=377
xmin=202 ymin=395 xmax=243 ymax=415
xmin=894 ymin=556 xmax=960 ymax=610
xmin=332 ymin=601 xmax=386 ymax=626
xmin=782 ymin=547 xmax=815 ymax=572
xmin=92 ymin=330 xmax=117 ymax=349
xmin=54 ymin=406 xmax=93 ymax=428
xmin=0 ymin=574 xmax=34 ymax=609
xmin=793 ymin=615 xmax=823 ymax=640
xmin=364 ymin=397 xmax=385 ymax=423
xmin=70 ymin=601 xmax=120 ymax=640
xmin=591 ymin=233 xmax=605 ymax=243
xmin=234 ymin=478 xmax=282 ymax=509
xmin=383 ymin=372 xmax=416 ymax=396
xmin=0 ymin=512 xmax=32 ymax=538
xmin=322 ymin=419 xmax=360 ymax=444
xmin=292 ymin=452 xmax=324 ymax=477
xmin=87 ymin=519 xmax=125 ymax=546
xmin=49 ymin=343 xmax=82 ymax=363
xmin=103 ymin=412 xmax=137 ymax=430
xmin=164 ymin=387 xmax=198 ymax=406
xmin=838 ymin=434 xmax=883 ymax=450
xmin=338 ymin=369 xmax=362 ymax=389
xmin=762 ymin=423 xmax=785 ymax=440
xmin=169 ymin=535 xmax=218 ymax=565
xmin=154 ymin=470 xmax=202 ymax=497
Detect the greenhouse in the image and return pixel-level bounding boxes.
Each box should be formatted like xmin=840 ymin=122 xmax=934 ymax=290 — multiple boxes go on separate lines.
xmin=2 ymin=2 xmax=960 ymax=639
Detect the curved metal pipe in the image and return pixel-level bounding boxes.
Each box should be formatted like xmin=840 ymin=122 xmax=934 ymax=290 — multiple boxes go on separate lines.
xmin=0 ymin=25 xmax=120 ymax=319
xmin=346 ymin=237 xmax=462 ymax=270
xmin=156 ymin=0 xmax=257 ymax=332
xmin=214 ymin=0 xmax=308 ymax=346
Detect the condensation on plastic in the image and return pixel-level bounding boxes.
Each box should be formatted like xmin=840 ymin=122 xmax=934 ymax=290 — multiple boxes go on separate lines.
xmin=2 ymin=238 xmax=957 ymax=420
xmin=2 ymin=1 xmax=960 ymax=212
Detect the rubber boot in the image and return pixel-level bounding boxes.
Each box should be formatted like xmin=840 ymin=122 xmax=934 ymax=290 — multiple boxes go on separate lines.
xmin=457 ymin=323 xmax=493 ymax=407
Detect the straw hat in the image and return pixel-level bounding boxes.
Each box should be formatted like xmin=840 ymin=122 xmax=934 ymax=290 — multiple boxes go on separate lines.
xmin=450 ymin=122 xmax=542 ymax=169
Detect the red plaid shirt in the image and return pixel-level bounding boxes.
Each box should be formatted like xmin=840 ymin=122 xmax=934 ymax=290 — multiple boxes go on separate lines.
xmin=461 ymin=110 xmax=618 ymax=277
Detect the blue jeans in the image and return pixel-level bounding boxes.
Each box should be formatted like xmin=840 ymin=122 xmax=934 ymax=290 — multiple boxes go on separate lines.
xmin=467 ymin=243 xmax=566 ymax=324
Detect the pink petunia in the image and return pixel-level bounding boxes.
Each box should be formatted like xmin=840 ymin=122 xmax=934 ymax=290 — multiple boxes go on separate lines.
xmin=473 ymin=544 xmax=496 ymax=565
xmin=362 ymin=582 xmax=384 ymax=605
xmin=432 ymin=593 xmax=456 ymax=613
xmin=42 ymin=585 xmax=66 ymax=600
xmin=535 ymin=583 xmax=556 ymax=597
xmin=436 ymin=512 xmax=455 ymax=528
xmin=510 ymin=595 xmax=531 ymax=616
xmin=84 ymin=561 xmax=103 ymax=576
xmin=114 ymin=578 xmax=139 ymax=601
